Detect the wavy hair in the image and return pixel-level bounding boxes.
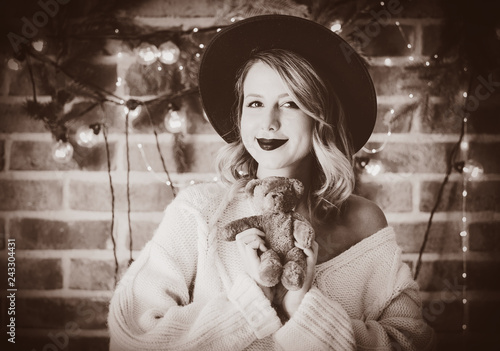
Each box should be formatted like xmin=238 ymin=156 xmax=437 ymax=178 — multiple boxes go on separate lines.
xmin=215 ymin=49 xmax=355 ymax=223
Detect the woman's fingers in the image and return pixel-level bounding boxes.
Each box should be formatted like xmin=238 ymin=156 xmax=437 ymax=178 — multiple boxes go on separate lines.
xmin=235 ymin=229 xmax=267 ymax=251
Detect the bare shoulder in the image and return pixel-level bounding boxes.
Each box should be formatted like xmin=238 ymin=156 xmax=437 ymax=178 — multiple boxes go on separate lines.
xmin=340 ymin=195 xmax=388 ymax=241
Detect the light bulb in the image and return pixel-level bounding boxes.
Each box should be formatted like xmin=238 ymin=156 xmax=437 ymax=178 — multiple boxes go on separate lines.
xmin=7 ymin=58 xmax=22 ymax=71
xmin=462 ymin=159 xmax=484 ymax=180
xmin=136 ymin=43 xmax=159 ymax=65
xmin=32 ymin=39 xmax=46 ymax=52
xmin=384 ymin=58 xmax=392 ymax=66
xmin=164 ymin=109 xmax=185 ymax=133
xmin=76 ymin=125 xmax=99 ymax=148
xmin=52 ymin=140 xmax=74 ymax=163
xmin=158 ymin=41 xmax=180 ymax=65
xmin=123 ymin=105 xmax=142 ymax=120
xmin=330 ymin=20 xmax=342 ymax=33
xmin=364 ymin=159 xmax=383 ymax=176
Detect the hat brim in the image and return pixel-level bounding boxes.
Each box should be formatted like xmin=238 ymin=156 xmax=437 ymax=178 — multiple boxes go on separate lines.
xmin=198 ymin=14 xmax=377 ymax=153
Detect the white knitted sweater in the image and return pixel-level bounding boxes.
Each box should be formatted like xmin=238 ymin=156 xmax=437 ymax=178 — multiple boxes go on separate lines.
xmin=108 ymin=183 xmax=435 ymax=350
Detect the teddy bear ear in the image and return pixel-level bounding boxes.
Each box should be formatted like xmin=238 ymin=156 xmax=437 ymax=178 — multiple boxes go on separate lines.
xmin=245 ymin=179 xmax=261 ymax=195
xmin=290 ymin=178 xmax=304 ymax=199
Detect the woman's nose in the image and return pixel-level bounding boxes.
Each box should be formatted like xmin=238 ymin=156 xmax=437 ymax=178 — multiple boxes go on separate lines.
xmin=262 ymin=106 xmax=280 ymax=132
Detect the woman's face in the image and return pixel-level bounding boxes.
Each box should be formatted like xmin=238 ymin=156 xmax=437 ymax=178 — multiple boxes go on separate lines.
xmin=240 ymin=61 xmax=314 ymax=178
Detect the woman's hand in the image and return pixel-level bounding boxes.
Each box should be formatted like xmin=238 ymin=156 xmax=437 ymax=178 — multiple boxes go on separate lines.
xmin=235 ymin=229 xmax=274 ymax=301
xmin=275 ymin=240 xmax=319 ymax=319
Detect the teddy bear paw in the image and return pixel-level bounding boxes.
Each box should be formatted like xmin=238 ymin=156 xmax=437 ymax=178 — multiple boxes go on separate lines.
xmin=281 ymin=261 xmax=305 ymax=291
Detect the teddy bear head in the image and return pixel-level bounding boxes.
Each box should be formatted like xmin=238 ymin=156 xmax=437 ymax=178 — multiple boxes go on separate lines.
xmin=245 ymin=176 xmax=304 ymax=213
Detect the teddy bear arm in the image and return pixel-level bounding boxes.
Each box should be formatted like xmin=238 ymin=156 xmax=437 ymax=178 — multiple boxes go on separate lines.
xmin=221 ymin=215 xmax=264 ymax=241
xmin=292 ymin=214 xmax=315 ymax=249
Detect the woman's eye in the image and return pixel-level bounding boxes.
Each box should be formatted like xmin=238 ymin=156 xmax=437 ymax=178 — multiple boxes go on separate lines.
xmin=282 ymin=101 xmax=299 ymax=109
xmin=247 ymin=101 xmax=263 ymax=108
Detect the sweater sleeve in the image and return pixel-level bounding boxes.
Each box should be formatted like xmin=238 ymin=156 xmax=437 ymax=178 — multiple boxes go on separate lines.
xmin=273 ymin=287 xmax=357 ymax=350
xmin=107 ymin=188 xmax=281 ymax=351
xmin=275 ymin=236 xmax=435 ymax=351
xmin=350 ymin=263 xmax=436 ymax=351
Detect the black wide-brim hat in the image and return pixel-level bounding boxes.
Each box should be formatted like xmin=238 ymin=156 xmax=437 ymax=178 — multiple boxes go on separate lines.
xmin=198 ymin=14 xmax=377 ymax=152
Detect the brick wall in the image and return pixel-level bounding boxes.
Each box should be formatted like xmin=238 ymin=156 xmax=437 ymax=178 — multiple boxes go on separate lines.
xmin=1 ymin=0 xmax=499 ymax=350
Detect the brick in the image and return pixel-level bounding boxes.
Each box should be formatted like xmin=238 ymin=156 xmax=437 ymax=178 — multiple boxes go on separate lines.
xmin=392 ymin=221 xmax=462 ymax=253
xmin=422 ymin=299 xmax=462 ymax=332
xmin=10 ymin=140 xmax=118 ymax=171
xmin=391 ymin=0 xmax=445 ymax=18
xmin=369 ymin=142 xmax=452 ymax=174
xmin=69 ymin=259 xmax=116 ymax=290
xmin=10 ymin=218 xmax=110 ymax=250
xmin=6 ymin=61 xmax=55 ymax=96
xmin=17 ymin=258 xmax=63 ymax=290
xmin=368 ymin=66 xmax=432 ymax=97
xmin=118 ymin=0 xmax=251 ymax=17
xmin=0 ymin=103 xmax=48 ymax=133
xmin=417 ymin=260 xmax=500 ymax=292
xmin=422 ymin=103 xmax=463 ymax=134
xmin=17 ymin=297 xmax=109 ymax=329
xmin=422 ymin=25 xmax=442 ymax=56
xmin=128 ymin=219 xmax=161 ymax=250
xmin=0 ymin=179 xmax=63 ymax=211
xmin=469 ymin=299 xmax=500 ymax=333
xmin=374 ymin=102 xmax=418 ymax=133
xmin=468 ymin=261 xmax=500 ymax=290
xmin=468 ymin=142 xmax=500 ymax=174
xmin=356 ymin=24 xmax=416 ymax=57
xmin=128 ymin=139 xmax=224 ymax=173
xmin=417 ymin=260 xmax=463 ymax=292
xmin=68 ymin=179 xmax=173 ymax=211
xmin=420 ymin=180 xmax=500 ymax=213
xmin=469 ymin=222 xmax=500 ymax=252
xmin=436 ymin=332 xmax=500 ymax=351
xmin=10 ymin=140 xmax=78 ymax=171
xmin=0 ymin=140 xmax=4 ymax=171
xmin=354 ymin=180 xmax=412 ymax=212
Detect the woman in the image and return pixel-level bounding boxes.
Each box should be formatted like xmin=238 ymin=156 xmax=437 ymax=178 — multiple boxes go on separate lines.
xmin=108 ymin=15 xmax=435 ymax=350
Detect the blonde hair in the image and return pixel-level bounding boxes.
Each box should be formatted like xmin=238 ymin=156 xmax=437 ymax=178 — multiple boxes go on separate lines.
xmin=216 ymin=49 xmax=355 ymax=223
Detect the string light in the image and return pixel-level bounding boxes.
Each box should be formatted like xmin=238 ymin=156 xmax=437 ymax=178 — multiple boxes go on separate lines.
xmin=76 ymin=125 xmax=100 ymax=148
xmin=32 ymin=39 xmax=46 ymax=52
xmin=123 ymin=103 xmax=142 ymax=120
xmin=330 ymin=20 xmax=342 ymax=33
xmin=52 ymin=140 xmax=74 ymax=163
xmin=164 ymin=109 xmax=185 ymax=133
xmin=136 ymin=43 xmax=160 ymax=65
xmin=158 ymin=41 xmax=180 ymax=65
xmin=384 ymin=58 xmax=393 ymax=66
xmin=7 ymin=58 xmax=22 ymax=71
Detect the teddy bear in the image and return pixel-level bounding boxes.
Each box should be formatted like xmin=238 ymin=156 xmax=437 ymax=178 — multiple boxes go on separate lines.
xmin=221 ymin=176 xmax=315 ymax=291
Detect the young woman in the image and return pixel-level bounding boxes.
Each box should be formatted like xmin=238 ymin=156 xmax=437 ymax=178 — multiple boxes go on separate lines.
xmin=108 ymin=15 xmax=435 ymax=350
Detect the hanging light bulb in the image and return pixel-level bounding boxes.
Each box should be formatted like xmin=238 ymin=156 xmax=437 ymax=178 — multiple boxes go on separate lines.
xmin=123 ymin=104 xmax=142 ymax=120
xmin=461 ymin=159 xmax=484 ymax=180
xmin=7 ymin=58 xmax=22 ymax=71
xmin=124 ymin=100 xmax=142 ymax=120
xmin=76 ymin=125 xmax=100 ymax=148
xmin=330 ymin=20 xmax=342 ymax=33
xmin=164 ymin=109 xmax=185 ymax=133
xmin=136 ymin=43 xmax=159 ymax=65
xmin=32 ymin=39 xmax=46 ymax=52
xmin=357 ymin=157 xmax=384 ymax=177
xmin=158 ymin=41 xmax=180 ymax=65
xmin=52 ymin=140 xmax=74 ymax=163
